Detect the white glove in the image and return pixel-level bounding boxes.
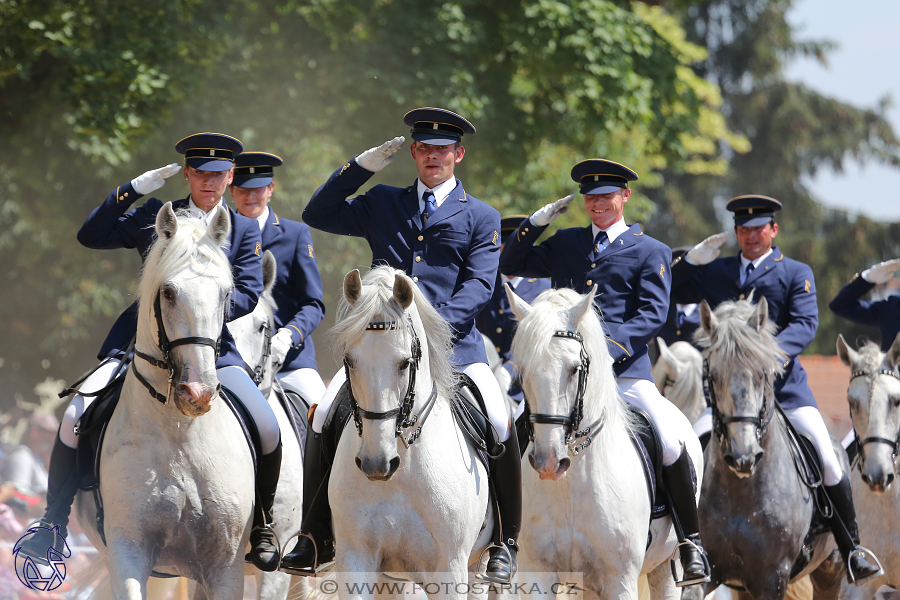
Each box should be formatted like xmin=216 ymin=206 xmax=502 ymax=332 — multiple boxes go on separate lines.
xmin=862 ymin=258 xmax=900 ymax=284
xmin=530 ymin=194 xmax=575 ymax=227
xmin=271 ymin=328 xmax=294 ymax=366
xmin=685 ymin=231 xmax=730 ymax=266
xmin=495 ymin=365 xmax=513 ymax=394
xmin=131 ymin=163 xmax=182 ymax=195
xmin=355 ymin=136 xmax=406 ymax=172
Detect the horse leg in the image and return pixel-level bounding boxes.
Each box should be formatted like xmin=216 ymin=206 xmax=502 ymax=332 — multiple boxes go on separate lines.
xmin=337 ymin=554 xmax=378 ymax=600
xmin=810 ymin=552 xmax=853 ymax=600
xmin=256 ymin=570 xmax=293 ymax=600
xmin=106 ymin=536 xmax=154 ymax=600
xmin=646 ymin=559 xmax=679 ymax=600
xmin=200 ymin=561 xmax=247 ymax=600
xmin=741 ymin=569 xmax=791 ymax=600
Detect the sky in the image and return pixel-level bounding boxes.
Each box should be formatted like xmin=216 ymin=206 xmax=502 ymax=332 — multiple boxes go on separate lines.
xmin=783 ymin=0 xmax=900 ymax=222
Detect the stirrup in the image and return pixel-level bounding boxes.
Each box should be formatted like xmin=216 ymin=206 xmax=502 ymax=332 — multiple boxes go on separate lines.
xmin=474 ymin=542 xmax=515 ymax=586
xmin=244 ymin=523 xmax=283 ymax=570
xmin=847 ymin=546 xmax=884 ymax=586
xmin=278 ymin=531 xmax=335 ymax=577
xmin=670 ymin=538 xmax=711 ymax=588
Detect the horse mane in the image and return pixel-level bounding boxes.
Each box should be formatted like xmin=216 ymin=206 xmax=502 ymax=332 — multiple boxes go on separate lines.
xmin=856 ymin=341 xmax=884 ymax=372
xmin=332 ymin=265 xmax=457 ymax=401
xmin=511 ymin=287 xmax=637 ymax=433
xmin=692 ymin=299 xmax=786 ymax=382
xmin=137 ymin=208 xmax=233 ymax=313
xmin=667 ymin=342 xmax=704 ymax=408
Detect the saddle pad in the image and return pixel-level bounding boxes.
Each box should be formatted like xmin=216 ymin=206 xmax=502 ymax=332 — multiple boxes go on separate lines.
xmin=625 ymin=405 xmax=670 ymax=520
xmin=75 ymin=374 xmax=125 ymax=492
xmin=322 ymin=382 xmax=354 ymax=462
xmin=274 ymin=382 xmax=310 ymax=460
xmin=220 ymin=385 xmax=261 ymax=473
xmin=449 ymin=373 xmax=493 ymax=473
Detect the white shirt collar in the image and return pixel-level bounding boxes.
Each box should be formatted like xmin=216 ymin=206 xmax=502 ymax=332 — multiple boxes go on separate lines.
xmin=188 ymin=197 xmax=225 ymax=224
xmin=254 ymin=207 xmax=270 ymax=231
xmin=590 ymin=218 xmax=629 ymax=244
xmin=740 ymin=248 xmax=773 ymax=270
xmin=501 ymin=274 xmax=523 ymax=289
xmin=416 ymin=177 xmax=458 ymax=209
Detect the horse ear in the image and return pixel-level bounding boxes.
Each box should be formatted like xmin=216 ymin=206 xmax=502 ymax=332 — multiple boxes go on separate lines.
xmin=751 ymin=296 xmax=769 ymax=332
xmin=699 ymin=300 xmax=717 ymax=335
xmin=261 ymin=250 xmax=277 ymax=294
xmin=570 ymin=284 xmax=597 ymax=325
xmin=393 ymin=273 xmax=414 ymax=310
xmin=208 ymin=205 xmax=231 ymax=246
xmin=344 ymin=270 xmax=362 ymax=305
xmin=505 ymin=283 xmax=531 ymax=321
xmin=887 ymin=332 xmax=900 ymax=370
xmin=836 ymin=334 xmax=858 ymax=368
xmin=156 ymin=202 xmax=178 ymax=239
xmin=657 ymin=337 xmax=681 ymax=380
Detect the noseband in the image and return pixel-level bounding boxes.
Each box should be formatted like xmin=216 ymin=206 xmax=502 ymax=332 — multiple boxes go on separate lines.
xmin=344 ymin=319 xmax=437 ymax=447
xmin=133 ymin=291 xmax=222 ymax=404
xmin=527 ymin=330 xmax=604 ymax=455
xmin=850 ymin=367 xmax=900 ymax=466
xmin=704 ymin=357 xmax=772 ymax=443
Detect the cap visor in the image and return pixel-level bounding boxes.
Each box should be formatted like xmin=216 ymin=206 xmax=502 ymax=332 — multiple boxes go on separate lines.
xmin=186 ymin=157 xmax=234 ymax=172
xmin=734 ymin=215 xmax=774 ymax=227
xmin=233 ymin=176 xmax=273 ymax=189
xmin=411 ymin=132 xmax=459 ymax=146
xmin=582 ymin=184 xmax=623 ymax=195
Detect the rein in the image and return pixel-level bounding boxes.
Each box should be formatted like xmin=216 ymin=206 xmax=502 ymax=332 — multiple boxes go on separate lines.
xmin=344 ymin=318 xmax=438 ymax=447
xmin=132 ymin=292 xmax=222 ymax=404
xmin=249 ymin=312 xmax=274 ymax=389
xmin=528 ymin=329 xmax=604 ymax=456
xmin=849 ymin=367 xmax=900 ymax=466
xmin=704 ymin=357 xmax=772 ymax=443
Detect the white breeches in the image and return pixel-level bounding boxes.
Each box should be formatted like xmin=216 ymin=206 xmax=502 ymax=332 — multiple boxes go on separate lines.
xmin=277 ymin=368 xmax=326 ymax=404
xmin=217 ymin=365 xmax=281 ymax=454
xmin=312 ymin=362 xmax=511 ymax=442
xmin=61 ymin=358 xmax=123 ymax=448
xmin=618 ymin=377 xmax=700 ymax=466
xmin=694 ymin=405 xmax=843 ymax=485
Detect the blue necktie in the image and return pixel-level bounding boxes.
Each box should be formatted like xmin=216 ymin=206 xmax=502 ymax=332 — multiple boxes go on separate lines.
xmin=422 ymin=190 xmax=437 ymax=223
xmin=743 ymin=262 xmax=755 ymax=285
xmin=591 ymin=231 xmax=608 ymax=260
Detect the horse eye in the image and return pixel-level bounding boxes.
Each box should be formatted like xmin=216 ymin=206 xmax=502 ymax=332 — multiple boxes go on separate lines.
xmin=162 ymin=287 xmax=176 ymax=302
xmin=892 ymin=395 xmax=900 ymax=408
xmin=399 ymin=359 xmax=411 ymax=372
xmin=343 ymin=355 xmax=354 ymax=369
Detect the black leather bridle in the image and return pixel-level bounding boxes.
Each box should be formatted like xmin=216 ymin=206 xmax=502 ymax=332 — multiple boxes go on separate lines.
xmin=132 ymin=291 xmax=222 ymax=404
xmin=344 ymin=319 xmax=437 ymax=447
xmin=248 ymin=313 xmax=274 ymax=389
xmin=704 ymin=357 xmax=773 ymax=443
xmin=850 ymin=366 xmax=900 ymax=468
xmin=527 ymin=330 xmax=604 ymax=456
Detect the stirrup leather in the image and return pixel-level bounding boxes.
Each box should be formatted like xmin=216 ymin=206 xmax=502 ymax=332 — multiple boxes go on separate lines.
xmin=475 ymin=541 xmax=516 ymax=586
xmin=278 ymin=531 xmax=335 ymax=577
xmin=245 ymin=522 xmax=283 ymax=570
xmin=847 ymin=546 xmax=884 ymax=586
xmin=670 ymin=537 xmax=711 ymax=588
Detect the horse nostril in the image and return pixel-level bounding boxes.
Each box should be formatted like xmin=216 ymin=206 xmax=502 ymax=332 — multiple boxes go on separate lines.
xmin=753 ymin=451 xmax=763 ymax=466
xmin=528 ymin=454 xmax=538 ymax=470
xmin=861 ymin=472 xmax=870 ymax=484
xmin=723 ymin=454 xmax=737 ymax=469
xmin=215 ymin=383 xmax=222 ymax=397
xmin=355 ymin=456 xmax=363 ymax=472
xmin=558 ymin=458 xmax=571 ymax=473
xmin=885 ymin=473 xmax=895 ymax=488
xmin=386 ymin=457 xmax=401 ymax=478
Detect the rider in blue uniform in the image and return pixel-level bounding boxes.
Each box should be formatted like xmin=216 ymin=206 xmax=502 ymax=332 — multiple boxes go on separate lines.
xmin=229 ymin=152 xmax=327 ymax=403
xmin=829 ymin=258 xmax=900 ymax=352
xmin=476 ymin=215 xmax=551 ymax=411
xmin=21 ymin=134 xmax=284 ymax=573
xmin=280 ymin=108 xmax=521 ymax=585
xmin=499 ymin=159 xmax=709 ymax=587
xmin=672 ymin=195 xmax=882 ymax=584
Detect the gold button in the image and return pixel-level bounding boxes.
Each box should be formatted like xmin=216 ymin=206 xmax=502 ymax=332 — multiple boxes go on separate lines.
xmin=417 ymin=235 xmax=424 ymax=241
xmin=524 ymin=228 xmax=529 ymax=232
xmin=124 ymin=192 xmax=128 ymax=197
xmin=739 ymin=294 xmax=745 ymax=299
xmin=498 ymin=309 xmax=504 ymax=314
xmin=591 ymin=263 xmax=596 ymax=268
xmin=676 ymin=330 xmax=681 ymax=335
xmin=496 ymin=327 xmax=502 ymax=333
xmin=586 ymin=279 xmax=592 ymax=286
xmin=118 ymin=196 xmax=124 ymax=201
xmin=413 ymin=276 xmax=419 ymax=282
xmin=496 ymin=346 xmax=501 ymax=353
xmin=415 ymin=256 xmax=421 ymax=262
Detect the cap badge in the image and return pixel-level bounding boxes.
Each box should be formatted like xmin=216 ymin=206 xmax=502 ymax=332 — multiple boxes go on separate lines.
xmin=748 ymin=208 xmax=753 ymax=214
xmin=249 ymin=167 xmax=255 ymax=174
xmin=210 ymin=150 xmax=215 ymax=156
xmin=433 ymin=123 xmax=438 ymax=130
xmin=594 ymin=175 xmax=598 ymax=181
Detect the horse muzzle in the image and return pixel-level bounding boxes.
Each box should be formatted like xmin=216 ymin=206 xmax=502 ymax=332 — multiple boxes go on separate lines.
xmin=723 ymin=447 xmax=763 ymax=477
xmin=355 ymin=454 xmax=401 ymax=481
xmin=174 ymin=381 xmax=219 ymax=416
xmin=861 ymin=464 xmax=895 ymax=493
xmin=528 ymin=450 xmax=570 ymax=480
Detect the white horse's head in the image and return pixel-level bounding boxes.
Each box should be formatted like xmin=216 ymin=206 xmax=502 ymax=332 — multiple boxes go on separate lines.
xmin=695 ymin=297 xmax=785 ymax=477
xmin=653 ymin=338 xmax=704 ymax=423
xmin=230 ymin=250 xmax=279 ymax=396
xmin=508 ymin=284 xmax=619 ymax=480
xmin=837 ymin=333 xmax=900 ymax=493
xmin=136 ymin=203 xmax=233 ymax=417
xmin=333 ymin=266 xmax=456 ymax=481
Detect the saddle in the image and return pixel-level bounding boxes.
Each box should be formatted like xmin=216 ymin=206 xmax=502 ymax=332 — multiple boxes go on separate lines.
xmin=626 ymin=405 xmax=682 ymax=523
xmin=274 ymin=381 xmax=311 ymax=460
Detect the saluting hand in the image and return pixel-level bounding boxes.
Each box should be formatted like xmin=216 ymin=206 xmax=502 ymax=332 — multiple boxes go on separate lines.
xmin=530 ymin=194 xmax=575 ymax=227
xmin=355 ymin=136 xmax=407 ymax=172
xmin=685 ymin=231 xmax=730 ymax=265
xmin=271 ymin=328 xmax=294 ymax=367
xmin=131 ymin=163 xmax=182 ymax=196
xmin=862 ymin=258 xmax=900 ymax=284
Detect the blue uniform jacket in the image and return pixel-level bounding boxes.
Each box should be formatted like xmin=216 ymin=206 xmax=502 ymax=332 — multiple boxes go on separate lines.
xmin=303 ymin=159 xmax=500 ymax=366
xmin=476 ymin=276 xmax=551 ymax=400
xmin=657 ymin=303 xmax=701 ymax=349
xmin=499 ymin=221 xmax=672 ymax=381
xmin=829 ymin=274 xmax=900 ymax=352
xmin=670 ymin=247 xmax=817 ymax=409
xmin=259 ymin=211 xmax=326 ymax=371
xmin=77 ymin=181 xmax=263 ymax=369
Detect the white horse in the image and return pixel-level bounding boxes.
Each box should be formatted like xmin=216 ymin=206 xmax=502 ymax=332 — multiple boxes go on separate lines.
xmin=75 ymin=205 xmax=255 ymax=600
xmin=329 ymin=266 xmax=491 ymax=600
xmin=229 ymin=250 xmax=306 ymax=600
xmin=506 ymin=285 xmax=698 ymax=600
xmin=653 ymin=338 xmax=706 ymax=425
xmin=836 ymin=334 xmax=900 ymax=600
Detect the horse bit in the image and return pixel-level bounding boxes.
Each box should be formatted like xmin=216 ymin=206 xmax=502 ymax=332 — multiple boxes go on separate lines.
xmin=133 ymin=291 xmax=222 ymax=404
xmin=849 ymin=366 xmax=900 ymax=468
xmin=704 ymin=357 xmax=772 ymax=442
xmin=344 ymin=318 xmax=437 ymax=447
xmin=527 ymin=330 xmax=604 ymax=455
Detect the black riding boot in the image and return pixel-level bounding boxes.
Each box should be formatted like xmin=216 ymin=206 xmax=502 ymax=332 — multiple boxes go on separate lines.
xmin=18 ymin=433 xmax=78 ymax=566
xmin=279 ymin=431 xmax=334 ymax=575
xmin=663 ymin=445 xmax=710 ymax=587
xmin=826 ymin=474 xmax=883 ymax=584
xmin=482 ymin=430 xmax=522 ymax=586
xmin=246 ymin=441 xmax=282 ymax=571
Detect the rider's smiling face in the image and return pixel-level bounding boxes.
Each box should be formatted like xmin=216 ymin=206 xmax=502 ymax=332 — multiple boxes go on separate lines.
xmin=735 ymin=221 xmax=778 ymax=261
xmin=184 ymin=166 xmax=233 ymax=212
